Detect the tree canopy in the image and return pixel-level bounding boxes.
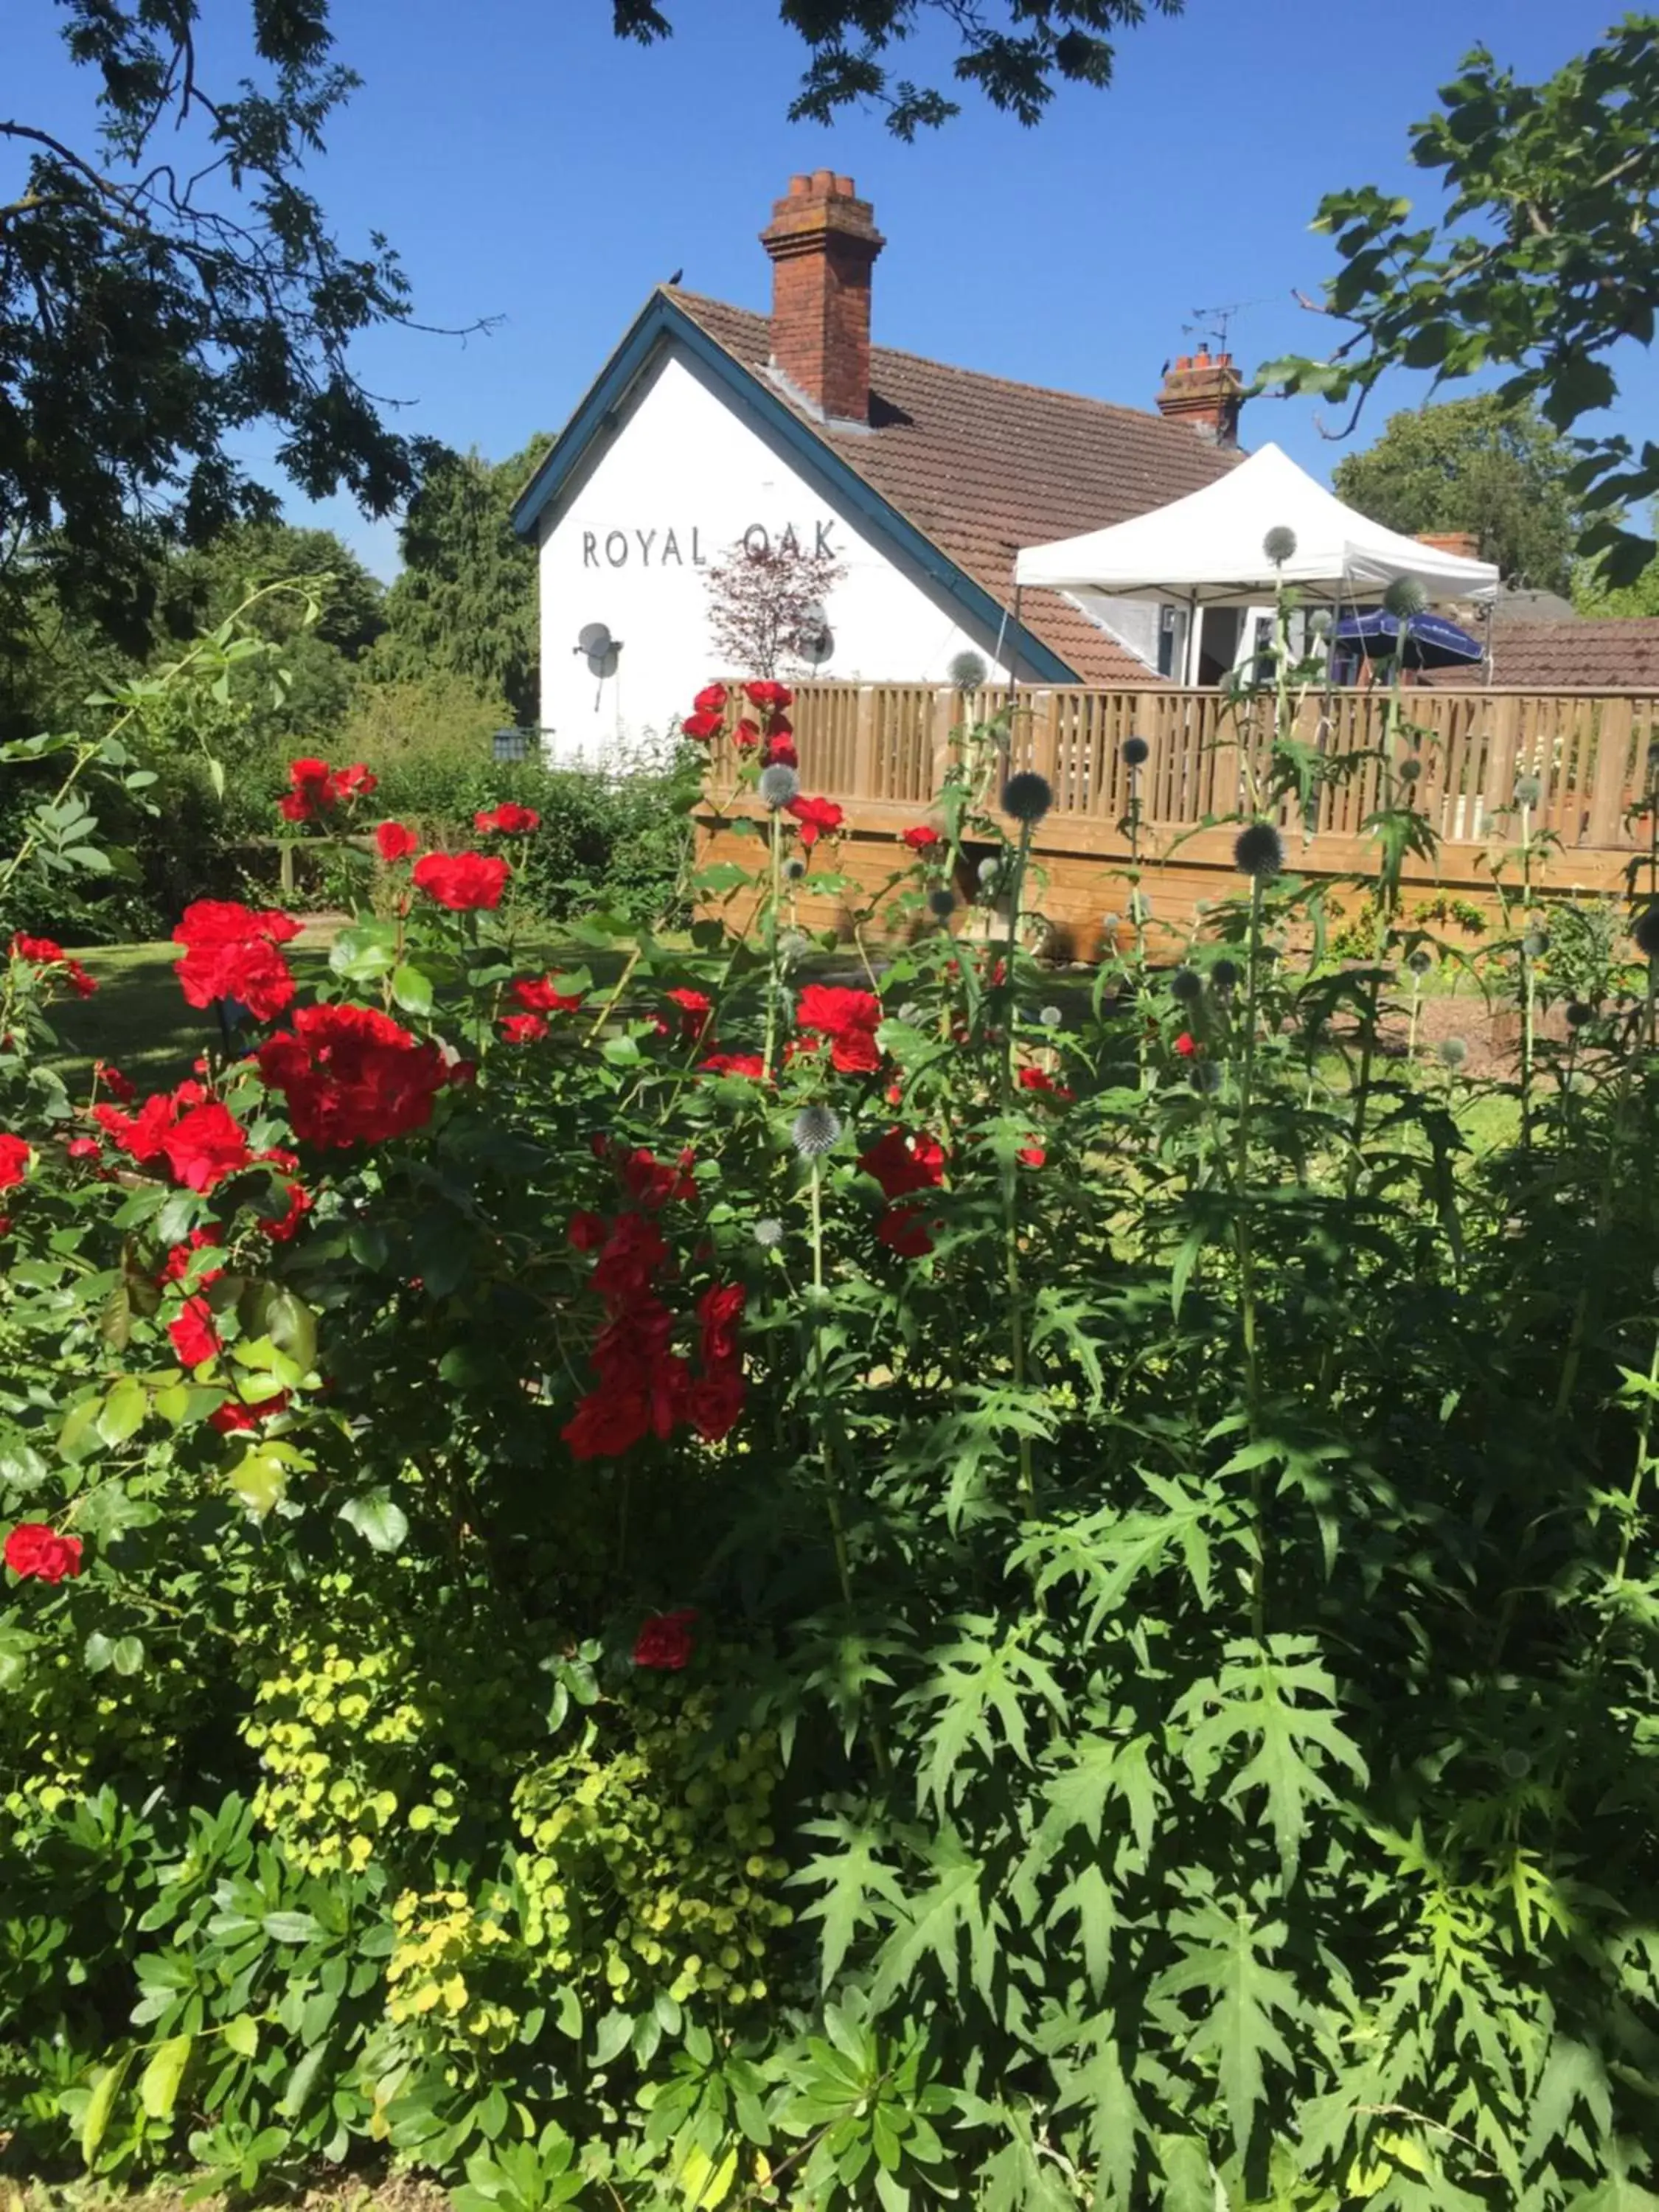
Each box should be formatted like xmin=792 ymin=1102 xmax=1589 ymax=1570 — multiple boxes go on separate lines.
xmin=1265 ymin=19 xmax=1659 ymax=583
xmin=1331 ymin=396 xmax=1581 ymax=593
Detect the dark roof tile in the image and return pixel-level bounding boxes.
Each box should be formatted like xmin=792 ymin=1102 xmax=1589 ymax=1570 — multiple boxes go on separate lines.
xmin=1430 ymin=619 xmax=1659 ymax=689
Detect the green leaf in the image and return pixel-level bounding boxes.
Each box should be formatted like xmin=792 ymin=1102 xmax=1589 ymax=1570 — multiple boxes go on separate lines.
xmin=1054 ymin=2033 xmax=1144 ymax=2210
xmin=223 ymin=2016 xmax=260 ymax=2060
xmin=339 ymin=1488 xmax=409 ymax=1554
xmin=390 ymin=964 xmax=434 ymax=1017
xmin=278 ymin=2037 xmax=327 ymax=2116
xmin=96 ymin=1379 xmax=148 ymax=1448
xmin=83 ymin=1631 xmax=116 ymax=1673
xmin=1150 ymin=1898 xmax=1299 ymax=2161
xmin=138 ymin=2034 xmax=192 ymax=2121
xmin=262 ymin=1910 xmax=322 ymax=1944
xmin=80 ymin=2051 xmax=132 ymax=2166
xmin=111 ymin=1636 xmax=145 ymax=1677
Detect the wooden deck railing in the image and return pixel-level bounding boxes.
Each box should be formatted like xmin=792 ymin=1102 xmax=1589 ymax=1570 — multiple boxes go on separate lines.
xmin=758 ymin=682 xmax=1659 ymax=855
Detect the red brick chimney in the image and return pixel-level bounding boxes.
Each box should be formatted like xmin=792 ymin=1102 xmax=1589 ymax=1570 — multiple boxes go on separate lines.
xmin=1416 ymin=530 xmax=1481 ymax=561
xmin=1155 ymin=348 xmax=1243 ymax=448
xmin=760 ymin=173 xmax=885 ymax=425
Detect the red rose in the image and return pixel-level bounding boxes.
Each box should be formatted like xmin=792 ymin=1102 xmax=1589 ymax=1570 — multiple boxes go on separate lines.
xmin=902 ymin=824 xmax=942 ymax=852
xmin=619 ymin=1145 xmax=696 ymax=1211
xmin=697 ymin=1282 xmax=745 ymax=1368
xmin=278 ymin=793 xmax=311 ymax=824
xmin=257 ymin=1003 xmax=449 ymax=1147
xmin=693 ymin=683 xmax=728 ymax=714
xmin=633 ymin=1607 xmax=698 ymax=1670
xmin=412 ymin=851 xmax=511 ymax=911
xmin=743 ymin=681 xmax=793 ymax=709
xmin=169 ymin=1295 xmax=222 ymax=1369
xmin=568 ymin=1211 xmax=608 ymax=1251
xmin=327 ymin=762 xmax=377 ymax=801
xmin=1019 ymin=1065 xmax=1074 ymax=1100
xmin=283 ymin=758 xmax=335 ymax=821
xmin=258 ymin=1180 xmax=312 ymax=1243
xmin=733 ymin=719 xmax=762 ymax=750
xmin=1175 ymin=1032 xmax=1198 ymax=1059
xmin=0 ymin=1133 xmax=29 ymax=1190
xmin=796 ymin=983 xmax=883 ymax=1074
xmin=589 ymin=1214 xmax=669 ymax=1304
xmin=688 ymin=1367 xmax=745 ymax=1441
xmin=787 ymin=795 xmax=844 ymax=849
xmin=475 ymin=802 xmax=541 ymax=835
xmin=666 ymin=987 xmax=712 ymax=1040
xmin=1018 ymin=1141 xmax=1047 ymax=1167
xmin=377 ymin=821 xmax=419 ymax=863
xmin=4 ymin=1523 xmax=83 ymax=1584
xmin=66 ymin=1135 xmax=102 ymax=1163
xmin=681 ymin=712 xmax=725 ymax=742
xmin=209 ymin=1390 xmax=289 ymax=1434
xmin=501 ymin=1012 xmax=549 ymax=1043
xmin=858 ymin=1126 xmax=946 ymax=1201
xmin=698 ymin=1051 xmax=766 ymax=1079
xmin=563 ymin=1387 xmax=652 ymax=1462
xmin=10 ymin=932 xmax=64 ymax=964
xmin=877 ymin=1204 xmax=936 ymax=1259
xmin=765 ymin=737 xmax=799 ymax=768
xmin=161 ymin=1100 xmax=253 ymax=1192
xmin=95 ymin=1062 xmax=136 ymax=1104
xmin=159 ymin=1226 xmax=224 ymax=1287
xmin=94 ymin=1093 xmax=175 ymax=1166
xmin=513 ymin=975 xmax=585 ymax=1015
xmin=173 ymin=900 xmax=302 ymax=1024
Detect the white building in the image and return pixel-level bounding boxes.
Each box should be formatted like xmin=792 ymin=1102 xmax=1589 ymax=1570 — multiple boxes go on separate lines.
xmin=512 ymin=173 xmax=1248 ymax=762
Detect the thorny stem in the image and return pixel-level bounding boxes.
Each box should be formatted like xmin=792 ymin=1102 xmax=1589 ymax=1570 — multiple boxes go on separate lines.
xmin=1236 ymin=873 xmax=1266 ymax=1640
xmin=762 ymin=808 xmax=785 ymax=1078
xmin=808 ymin=1157 xmax=855 ymax=1613
xmin=1001 ymin=820 xmax=1038 ymax=1514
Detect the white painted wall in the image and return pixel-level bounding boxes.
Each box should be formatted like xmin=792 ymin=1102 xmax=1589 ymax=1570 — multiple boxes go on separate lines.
xmin=533 ymin=343 xmax=1155 ymax=763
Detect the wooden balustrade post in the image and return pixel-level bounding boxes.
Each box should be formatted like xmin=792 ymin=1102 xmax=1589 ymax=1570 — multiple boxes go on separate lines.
xmin=852 ymin=686 xmax=878 ymax=801
xmin=1037 ymin=689 xmax=1062 ymax=803
xmin=928 ymin=685 xmax=957 ymax=801
xmin=1207 ymin=690 xmax=1242 ymax=823
xmin=1586 ymin=696 xmax=1635 ymax=849
xmin=1481 ymin=695 xmax=1520 ymax=839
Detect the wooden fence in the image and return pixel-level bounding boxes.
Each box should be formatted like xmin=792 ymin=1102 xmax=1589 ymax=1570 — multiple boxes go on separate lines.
xmin=696 ymin=683 xmax=1659 ymax=950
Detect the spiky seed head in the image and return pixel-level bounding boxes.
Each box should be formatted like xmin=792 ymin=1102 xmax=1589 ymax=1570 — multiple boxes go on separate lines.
xmin=1399 ymin=757 xmax=1422 ymax=783
xmin=1234 ymin=821 xmax=1284 ymax=879
xmin=1263 ymin=524 xmax=1298 ymax=566
xmin=1170 ymin=967 xmax=1203 ymax=1004
xmin=759 ymin=763 xmax=799 ymax=809
xmin=1001 ymin=771 xmax=1054 ymax=825
xmin=1513 ymin=772 xmax=1543 ymax=809
xmin=779 ymin=928 xmax=811 ymax=967
xmin=1383 ymin=574 xmax=1427 ymax=622
xmin=1101 ymin=911 xmax=1121 ymax=936
xmin=928 ymin=886 xmax=956 ymax=919
xmin=1500 ymin=1745 xmax=1532 ymax=1781
xmin=753 ymin=1217 xmax=784 ymax=1249
xmin=1565 ymin=1000 xmax=1593 ymax=1029
xmin=1407 ymin=948 xmax=1433 ymax=976
xmin=1127 ymin=889 xmax=1153 ymax=923
xmin=1040 ymin=1004 xmax=1062 ymax=1028
xmin=1635 ymin=903 xmax=1659 ymax=959
xmin=1309 ymin=608 xmax=1332 ymax=639
xmin=784 ymin=855 xmax=807 ymax=883
xmin=948 ymin=650 xmax=988 ymax=691
xmin=976 ymin=855 xmax=1001 ymax=887
xmin=1522 ymin=925 xmax=1549 ymax=959
xmin=1192 ymin=1061 xmax=1223 ymax=1095
xmin=1439 ymin=1036 xmax=1468 ymax=1069
xmin=1121 ymin=734 xmax=1150 ymax=768
xmin=1211 ymin=957 xmax=1240 ymax=993
xmin=790 ymin=1103 xmax=843 ymax=1158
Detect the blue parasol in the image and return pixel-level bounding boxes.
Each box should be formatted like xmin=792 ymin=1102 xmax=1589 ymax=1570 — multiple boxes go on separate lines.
xmin=1331 ymin=606 xmax=1484 ymax=673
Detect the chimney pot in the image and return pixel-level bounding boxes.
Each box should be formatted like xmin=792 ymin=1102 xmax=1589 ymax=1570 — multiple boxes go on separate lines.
xmin=761 ymin=173 xmax=885 ymax=425
xmin=1156 ymin=344 xmax=1244 ymax=448
xmin=1416 ymin=529 xmax=1481 ymax=561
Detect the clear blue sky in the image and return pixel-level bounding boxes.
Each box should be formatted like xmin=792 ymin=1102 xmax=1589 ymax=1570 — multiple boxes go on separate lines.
xmin=10 ymin=0 xmax=1652 ymax=576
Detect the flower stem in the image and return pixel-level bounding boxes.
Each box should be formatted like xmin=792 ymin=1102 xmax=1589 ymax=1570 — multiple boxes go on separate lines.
xmin=762 ymin=810 xmax=785 ymax=1078
xmin=1235 ymin=874 xmax=1266 ymax=1639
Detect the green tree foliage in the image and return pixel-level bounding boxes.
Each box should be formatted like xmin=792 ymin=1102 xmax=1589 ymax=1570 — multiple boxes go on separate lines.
xmin=372 ymin=439 xmax=552 ymax=728
xmin=1575 ymin=506 xmax=1659 ymax=617
xmin=0 ymin=3 xmax=425 ymax=650
xmin=1265 ymin=19 xmax=1659 ymax=583
xmin=611 ymin=0 xmax=1184 ymax=137
xmin=1332 ymin=395 xmax=1581 ymax=592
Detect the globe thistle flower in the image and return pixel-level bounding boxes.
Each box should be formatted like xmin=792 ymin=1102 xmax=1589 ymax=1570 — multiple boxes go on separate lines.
xmin=1101 ymin=911 xmax=1122 ymax=937
xmin=1407 ymin=949 xmax=1433 ymax=977
xmin=1635 ymin=903 xmax=1659 ymax=959
xmin=1170 ymin=967 xmax=1203 ymax=1004
xmin=1001 ymin=771 xmax=1054 ymax=825
xmin=1211 ymin=957 xmax=1240 ymax=994
xmin=928 ymin=886 xmax=957 ymax=919
xmin=1398 ymin=757 xmax=1422 ymax=784
xmin=1309 ymin=608 xmax=1332 ymax=639
xmin=1040 ymin=1004 xmax=1062 ymax=1028
xmin=1121 ymin=734 xmax=1150 ymax=768
xmin=1383 ymin=574 xmax=1427 ymax=622
xmin=1500 ymin=1746 xmax=1532 ymax=1781
xmin=759 ymin=763 xmax=800 ymax=810
xmin=1234 ymin=821 xmax=1284 ymax=879
xmin=1439 ymin=1036 xmax=1468 ymax=1070
xmin=1566 ymin=1000 xmax=1593 ymax=1029
xmin=784 ymin=855 xmax=807 ymax=883
xmin=790 ymin=1103 xmax=843 ymax=1158
xmin=1127 ymin=889 xmax=1153 ymax=924
xmin=753 ymin=1217 xmax=785 ymax=1249
xmin=1263 ymin=524 xmax=1298 ymax=566
xmin=779 ymin=928 xmax=812 ymax=968
xmin=1513 ymin=772 xmax=1543 ymax=809
xmin=1521 ymin=925 xmax=1549 ymax=959
xmin=977 ymin=855 xmax=1003 ymax=893
xmin=1192 ymin=1061 xmax=1223 ymax=1095
xmin=949 ymin=650 xmax=989 ymax=691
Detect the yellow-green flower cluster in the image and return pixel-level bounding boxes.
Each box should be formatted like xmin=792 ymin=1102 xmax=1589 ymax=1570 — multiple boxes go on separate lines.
xmin=386 ymin=1886 xmax=521 ymax=2052
xmin=512 ymin=1684 xmax=790 ymax=2008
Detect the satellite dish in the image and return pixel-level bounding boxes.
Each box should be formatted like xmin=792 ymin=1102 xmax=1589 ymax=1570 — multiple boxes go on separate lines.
xmin=796 ymin=603 xmax=834 ymax=668
xmin=576 ymin=622 xmax=613 ymax=658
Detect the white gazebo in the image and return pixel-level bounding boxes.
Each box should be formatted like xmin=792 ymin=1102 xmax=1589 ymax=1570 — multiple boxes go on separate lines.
xmin=1014 ymin=442 xmax=1500 ymax=683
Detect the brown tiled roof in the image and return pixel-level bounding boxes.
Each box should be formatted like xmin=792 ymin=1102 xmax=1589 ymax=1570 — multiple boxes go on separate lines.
xmin=667 ymin=288 xmax=1240 ymax=686
xmin=1430 ymin=618 xmax=1659 ymax=689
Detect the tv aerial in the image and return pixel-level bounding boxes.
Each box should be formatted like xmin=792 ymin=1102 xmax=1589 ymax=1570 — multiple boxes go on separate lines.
xmin=575 ymin=621 xmax=622 ymax=701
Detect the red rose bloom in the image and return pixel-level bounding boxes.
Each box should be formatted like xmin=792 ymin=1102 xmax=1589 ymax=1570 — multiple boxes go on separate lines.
xmin=693 ymin=683 xmax=728 ymax=714
xmin=376 ymin=820 xmax=419 ymax=863
xmin=787 ymin=795 xmax=844 ymax=849
xmin=475 ymin=802 xmax=541 ymax=835
xmin=764 ymin=737 xmax=799 ymax=768
xmin=796 ymin=983 xmax=883 ymax=1074
xmin=1018 ymin=1141 xmax=1047 ymax=1167
xmin=1175 ymin=1032 xmax=1198 ymax=1059
xmin=209 ymin=1391 xmax=289 ymax=1434
xmin=733 ymin=718 xmax=762 ymax=749
xmin=173 ymin=900 xmax=302 ymax=1024
xmin=158 ymin=1226 xmax=224 ymax=1287
xmin=0 ymin=1133 xmax=29 ymax=1189
xmin=877 ymin=1204 xmax=937 ymax=1259
xmin=1019 ymin=1065 xmax=1074 ymax=1099
xmin=95 ymin=1062 xmax=135 ymax=1104
xmin=681 ymin=712 xmax=724 ymax=742
xmin=688 ymin=1367 xmax=745 ymax=1441
xmin=412 ymin=851 xmax=511 ymax=911
xmin=257 ymin=1003 xmax=450 ymax=1147
xmin=902 ymin=824 xmax=942 ymax=852
xmin=162 ymin=1100 xmax=253 ymax=1192
xmin=283 ymin=758 xmax=335 ymax=821
xmin=328 ymin=762 xmax=377 ymax=801
xmin=513 ymin=975 xmax=585 ymax=1015
xmin=633 ymin=1607 xmax=698 ymax=1670
xmin=568 ymin=1211 xmax=608 ymax=1251
xmin=743 ymin=681 xmax=793 ymax=709
xmin=169 ymin=1295 xmax=222 ymax=1368
xmin=94 ymin=1093 xmax=175 ymax=1166
xmin=4 ymin=1523 xmax=83 ymax=1584
xmin=66 ymin=1135 xmax=102 ymax=1163
xmin=258 ymin=1180 xmax=313 ymax=1243
xmin=698 ymin=1051 xmax=766 ymax=1079
xmin=10 ymin=932 xmax=64 ymax=964
xmin=666 ymin=987 xmax=712 ymax=1040
xmin=858 ymin=1126 xmax=946 ymax=1201
xmin=697 ymin=1282 xmax=745 ymax=1368
xmin=501 ymin=1012 xmax=549 ymax=1043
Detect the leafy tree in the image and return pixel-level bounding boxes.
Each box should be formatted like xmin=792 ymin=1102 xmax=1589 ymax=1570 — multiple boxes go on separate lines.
xmin=1331 ymin=395 xmax=1581 ymax=591
xmin=1 ymin=2 xmax=428 ymax=653
xmin=1265 ymin=20 xmax=1659 ymax=582
xmin=703 ymin=537 xmax=846 ymax=680
xmin=1574 ymin=505 xmax=1659 ymax=616
xmin=371 ymin=439 xmax=552 ymax=728
xmin=611 ymin=0 xmax=1185 ymax=138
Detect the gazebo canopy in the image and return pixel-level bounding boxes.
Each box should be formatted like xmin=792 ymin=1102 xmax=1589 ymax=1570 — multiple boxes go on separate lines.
xmin=1013 ymin=442 xmax=1501 ymax=613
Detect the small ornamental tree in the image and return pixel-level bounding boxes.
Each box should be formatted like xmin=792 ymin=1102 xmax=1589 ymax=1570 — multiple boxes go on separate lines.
xmin=701 ymin=536 xmax=846 ymax=681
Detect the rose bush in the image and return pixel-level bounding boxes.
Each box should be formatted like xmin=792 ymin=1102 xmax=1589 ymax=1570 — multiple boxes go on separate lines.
xmin=3 ymin=597 xmax=1659 ymax=2208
